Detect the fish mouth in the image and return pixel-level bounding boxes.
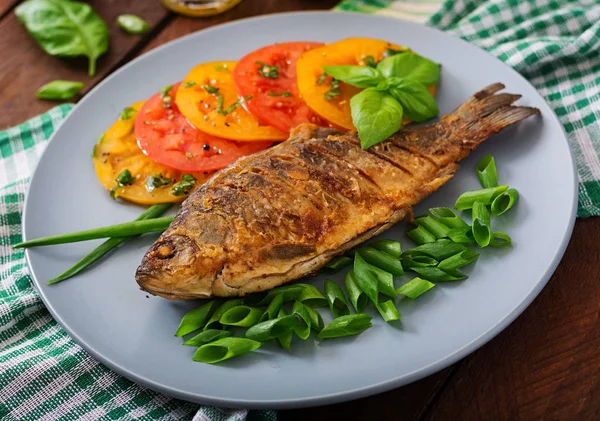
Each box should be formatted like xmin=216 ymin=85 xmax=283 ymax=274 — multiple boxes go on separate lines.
xmin=135 ymin=234 xmax=214 ymax=300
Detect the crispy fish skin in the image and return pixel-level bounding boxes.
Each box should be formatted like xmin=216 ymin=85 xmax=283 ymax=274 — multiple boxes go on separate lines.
xmin=136 ymin=83 xmax=539 ymax=299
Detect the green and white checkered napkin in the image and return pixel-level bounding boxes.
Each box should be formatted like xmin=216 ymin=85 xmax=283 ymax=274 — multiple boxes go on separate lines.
xmin=1 ymin=0 xmax=598 ymax=419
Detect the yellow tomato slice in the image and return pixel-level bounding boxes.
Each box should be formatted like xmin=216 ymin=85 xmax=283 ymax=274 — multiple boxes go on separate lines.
xmin=176 ymin=61 xmax=287 ymax=142
xmin=297 ymin=38 xmax=437 ymax=130
xmin=93 ymin=101 xmax=211 ymax=205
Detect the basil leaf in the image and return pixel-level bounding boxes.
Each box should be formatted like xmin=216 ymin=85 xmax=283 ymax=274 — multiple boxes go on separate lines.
xmin=16 ymin=0 xmax=109 ymax=76
xmin=350 ymin=88 xmax=403 ymax=149
xmin=323 ymin=65 xmax=382 ymax=88
xmin=389 ymin=79 xmax=439 ymax=122
xmin=377 ymin=53 xmax=440 ymax=86
xmin=36 ymin=80 xmax=84 ymax=100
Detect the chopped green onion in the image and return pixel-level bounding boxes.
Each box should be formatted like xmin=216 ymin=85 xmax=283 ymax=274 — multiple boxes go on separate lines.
xmin=401 ymin=239 xmax=467 ymax=261
xmin=438 ymin=250 xmax=479 ymax=272
xmin=353 ymin=254 xmax=382 ymax=304
xmin=324 ymin=280 xmax=350 ymax=318
xmin=193 ymin=338 xmax=261 ymax=364
xmin=46 ymin=203 xmax=172 ymax=284
xmin=321 ymin=256 xmax=353 ymax=274
xmin=454 ymin=185 xmax=508 ymax=210
xmin=477 ymin=154 xmax=498 ymax=188
xmin=258 ymin=294 xmax=284 ymax=323
xmin=291 ymin=301 xmax=313 ymax=340
xmin=245 ymin=315 xmax=300 ymax=342
xmin=413 ymin=215 xmax=451 ymax=239
xmin=368 ymin=239 xmax=401 ymax=257
xmin=183 ymin=329 xmax=231 ymax=347
xmin=317 ymin=314 xmax=372 ymax=339
xmin=175 ymin=300 xmax=222 ymax=337
xmin=491 ymin=188 xmax=519 ymax=216
xmin=203 ymin=299 xmax=243 ymax=330
xmin=406 ymin=225 xmax=436 ymax=245
xmin=376 ymin=300 xmax=400 ymax=322
xmin=401 ymin=255 xmax=438 ymax=270
xmin=368 ymin=263 xmax=397 ymax=299
xmin=14 ymin=216 xmax=174 ymax=249
xmin=254 ymin=283 xmax=326 ymax=308
xmin=220 ymin=306 xmax=263 ymax=327
xmin=412 ymin=267 xmax=467 ymax=282
xmin=356 ymin=247 xmax=404 ymax=276
xmin=305 ymin=305 xmax=324 ymax=333
xmin=277 ymin=309 xmax=293 ymax=350
xmin=396 ymin=277 xmax=435 ymax=299
xmin=429 ymin=207 xmax=470 ymax=229
xmin=447 ymin=227 xmax=476 ymax=244
xmin=344 ymin=269 xmax=369 ymax=313
xmin=472 ymin=201 xmax=491 ymax=247
xmin=490 ymin=232 xmax=512 ymax=247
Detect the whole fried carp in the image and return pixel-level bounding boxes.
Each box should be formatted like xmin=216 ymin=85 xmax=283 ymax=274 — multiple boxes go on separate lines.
xmin=136 ymin=83 xmax=539 ymax=299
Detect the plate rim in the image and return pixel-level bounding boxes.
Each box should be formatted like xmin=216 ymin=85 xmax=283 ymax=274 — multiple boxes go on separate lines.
xmin=23 ymin=10 xmax=578 ymax=409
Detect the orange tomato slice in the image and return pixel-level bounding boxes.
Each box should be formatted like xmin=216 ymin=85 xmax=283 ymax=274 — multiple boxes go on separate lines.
xmin=93 ymin=101 xmax=211 ymax=205
xmin=296 ymin=38 xmax=437 ymax=130
xmin=176 ymin=61 xmax=287 ymax=142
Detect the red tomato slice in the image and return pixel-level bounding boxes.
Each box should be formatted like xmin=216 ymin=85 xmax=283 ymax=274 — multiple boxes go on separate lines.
xmin=233 ymin=42 xmax=329 ymax=134
xmin=135 ymin=82 xmax=271 ymax=172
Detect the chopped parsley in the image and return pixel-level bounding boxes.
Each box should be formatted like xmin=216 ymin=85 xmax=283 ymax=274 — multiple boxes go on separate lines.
xmin=324 ymin=79 xmax=341 ymax=101
xmin=256 ymin=61 xmax=279 ymax=79
xmin=267 ymin=91 xmax=292 ymax=97
xmin=146 ymin=173 xmax=173 ymax=192
xmin=120 ymin=107 xmax=136 ymax=120
xmin=171 ymin=174 xmax=196 ymax=196
xmin=182 ymin=81 xmax=196 ymax=88
xmin=203 ymin=84 xmax=219 ymax=94
xmin=110 ymin=169 xmax=135 ymax=199
xmin=316 ymin=73 xmax=327 ymax=85
xmin=203 ymin=85 xmax=251 ymax=116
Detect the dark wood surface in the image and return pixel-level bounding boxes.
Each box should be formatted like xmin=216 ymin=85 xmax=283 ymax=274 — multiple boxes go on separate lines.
xmin=1 ymin=1 xmax=597 ymax=420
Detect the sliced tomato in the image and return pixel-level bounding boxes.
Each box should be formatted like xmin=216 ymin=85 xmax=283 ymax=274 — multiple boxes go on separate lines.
xmin=93 ymin=102 xmax=211 ymax=205
xmin=135 ymin=83 xmax=271 ymax=172
xmin=232 ymin=41 xmax=328 ymax=133
xmin=176 ymin=61 xmax=287 ymax=142
xmin=296 ymin=38 xmax=437 ymax=130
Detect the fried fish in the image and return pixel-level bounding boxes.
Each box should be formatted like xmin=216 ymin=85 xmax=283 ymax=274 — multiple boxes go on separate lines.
xmin=136 ymin=83 xmax=539 ymax=299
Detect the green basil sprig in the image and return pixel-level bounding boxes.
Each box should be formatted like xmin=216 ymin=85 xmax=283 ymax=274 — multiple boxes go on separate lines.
xmin=324 ymin=53 xmax=440 ymax=149
xmin=16 ymin=0 xmax=109 ymax=76
xmin=36 ymin=80 xmax=84 ymax=101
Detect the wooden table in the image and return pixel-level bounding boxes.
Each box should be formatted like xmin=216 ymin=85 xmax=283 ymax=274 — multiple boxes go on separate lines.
xmin=2 ymin=1 xmax=598 ymax=419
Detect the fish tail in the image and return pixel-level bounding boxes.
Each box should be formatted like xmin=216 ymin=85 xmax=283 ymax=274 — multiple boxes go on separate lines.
xmin=448 ymin=83 xmax=540 ymax=149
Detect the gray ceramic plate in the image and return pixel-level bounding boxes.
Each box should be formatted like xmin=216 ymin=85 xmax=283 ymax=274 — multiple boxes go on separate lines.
xmin=23 ymin=11 xmax=577 ymax=409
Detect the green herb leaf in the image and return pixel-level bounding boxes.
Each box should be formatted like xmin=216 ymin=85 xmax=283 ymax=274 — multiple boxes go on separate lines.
xmin=383 ymin=47 xmax=410 ymax=58
xmin=146 ymin=173 xmax=173 ymax=192
xmin=220 ymin=95 xmax=252 ymax=116
xmin=364 ymin=55 xmax=377 ymax=68
xmin=324 ymin=79 xmax=341 ymax=101
xmin=182 ymin=81 xmax=196 ymax=88
xmin=116 ymin=14 xmax=149 ymax=35
xmin=203 ymin=84 xmax=219 ymax=94
xmin=171 ymin=174 xmax=196 ymax=196
xmin=316 ymin=73 xmax=327 ymax=85
xmin=351 ymin=88 xmax=403 ymax=149
xmin=16 ymin=0 xmax=109 ymax=76
xmin=160 ymin=85 xmax=173 ymax=97
xmin=322 ymin=65 xmax=382 ymax=88
xmin=110 ymin=169 xmax=135 ymax=199
xmin=36 ymin=80 xmax=84 ymax=101
xmin=388 ymin=78 xmax=439 ymax=122
xmin=377 ymin=53 xmax=440 ymax=86
xmin=120 ymin=107 xmax=136 ymax=120
xmin=256 ymin=61 xmax=278 ymax=78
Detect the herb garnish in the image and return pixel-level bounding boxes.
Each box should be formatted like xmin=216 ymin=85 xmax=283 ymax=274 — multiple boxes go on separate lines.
xmin=110 ymin=169 xmax=135 ymax=199
xmin=120 ymin=107 xmax=136 ymax=120
xmin=267 ymin=91 xmax=292 ymax=97
xmin=183 ymin=81 xmax=196 ymax=88
xmin=324 ymin=79 xmax=341 ymax=101
xmin=146 ymin=173 xmax=173 ymax=192
xmin=171 ymin=174 xmax=196 ymax=196
xmin=364 ymin=55 xmax=377 ymax=68
xmin=116 ymin=14 xmax=149 ymax=35
xmin=316 ymin=73 xmax=327 ymax=85
xmin=256 ymin=61 xmax=279 ymax=79
xmin=214 ymin=64 xmax=230 ymax=72
xmin=203 ymin=84 xmax=252 ymax=116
